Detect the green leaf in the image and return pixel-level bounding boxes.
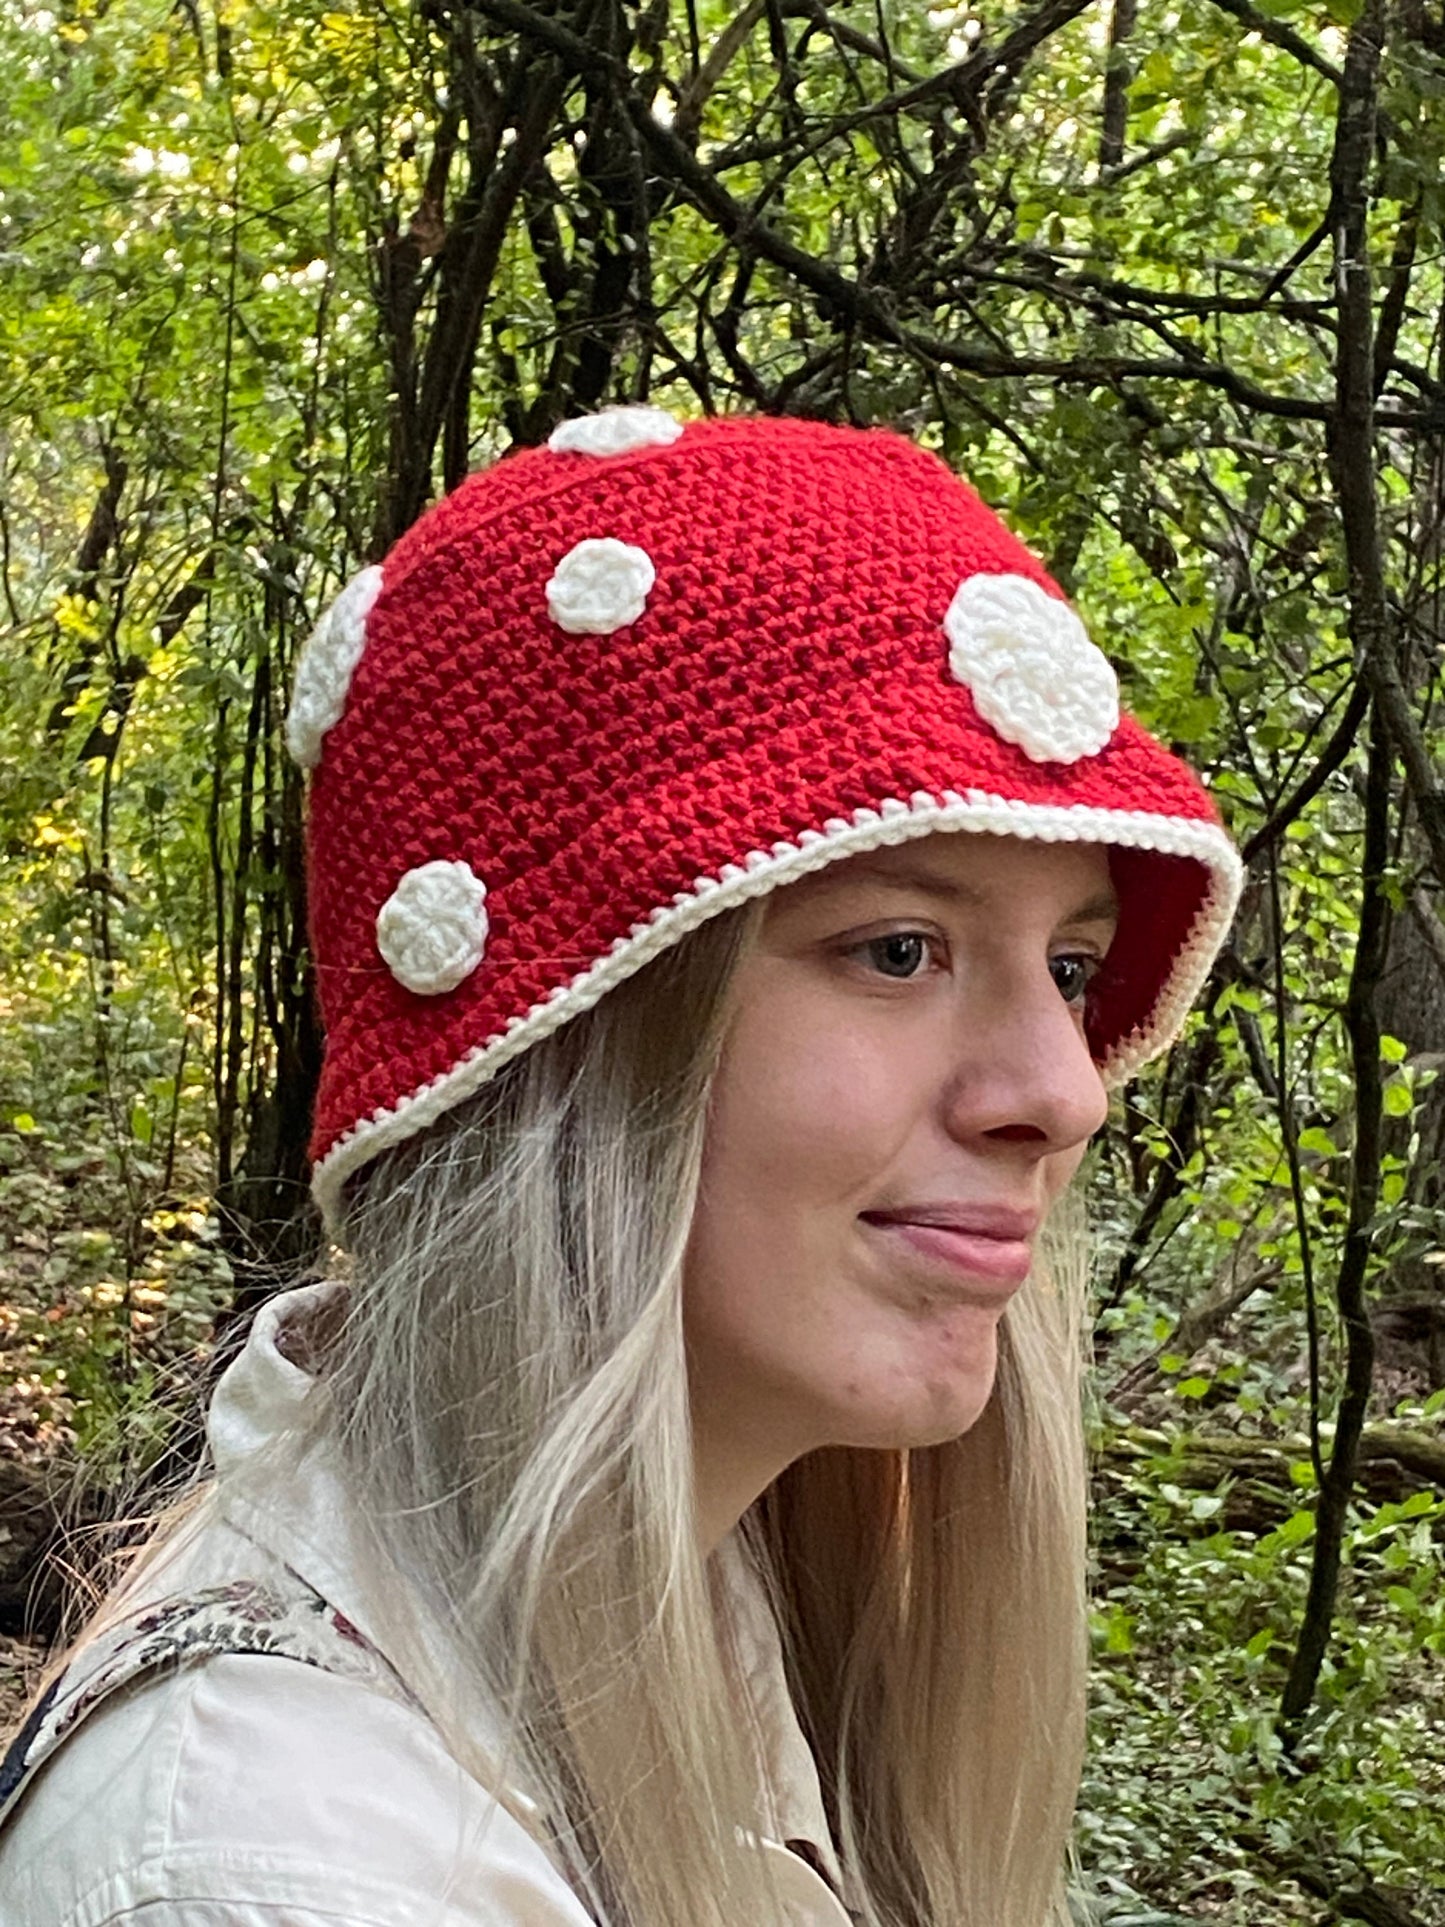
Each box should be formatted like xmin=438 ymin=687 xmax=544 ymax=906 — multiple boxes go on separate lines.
xmin=1398 ymin=1490 xmax=1438 ymax=1517
xmin=1276 ymin=1510 xmax=1316 ymax=1546
xmin=1105 ymin=1610 xmax=1135 ymax=1654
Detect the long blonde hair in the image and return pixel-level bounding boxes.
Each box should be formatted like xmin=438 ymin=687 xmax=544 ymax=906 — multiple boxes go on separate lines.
xmin=61 ymin=893 xmax=1093 ymax=1926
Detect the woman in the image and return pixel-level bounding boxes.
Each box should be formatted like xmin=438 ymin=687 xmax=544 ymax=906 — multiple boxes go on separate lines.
xmin=0 ymin=411 xmax=1240 ymax=1926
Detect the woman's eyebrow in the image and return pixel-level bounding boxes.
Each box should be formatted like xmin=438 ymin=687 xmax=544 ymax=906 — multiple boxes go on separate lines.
xmin=792 ymin=859 xmax=985 ymax=905
xmin=1058 ymin=891 xmax=1121 ymax=930
xmin=791 ymin=860 xmax=1119 ymax=928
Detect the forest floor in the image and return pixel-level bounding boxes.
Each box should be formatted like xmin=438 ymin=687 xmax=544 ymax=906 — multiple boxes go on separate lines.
xmin=2 ymin=1206 xmax=75 ymax=1742
xmin=0 ymin=1123 xmax=230 ymax=1743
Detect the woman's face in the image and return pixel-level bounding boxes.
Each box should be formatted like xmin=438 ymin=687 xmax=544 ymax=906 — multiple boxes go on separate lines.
xmin=683 ymin=832 xmax=1116 ymax=1544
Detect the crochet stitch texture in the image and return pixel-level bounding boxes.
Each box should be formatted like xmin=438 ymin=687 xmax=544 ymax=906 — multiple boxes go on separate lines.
xmin=294 ymin=413 xmax=1241 ymax=1216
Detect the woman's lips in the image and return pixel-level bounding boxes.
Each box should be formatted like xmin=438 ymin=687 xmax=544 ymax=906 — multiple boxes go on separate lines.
xmin=859 ymin=1212 xmax=1035 ymax=1288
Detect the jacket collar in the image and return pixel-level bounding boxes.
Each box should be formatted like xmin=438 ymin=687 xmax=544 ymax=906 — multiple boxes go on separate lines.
xmin=208 ymin=1282 xmax=845 ymax=1897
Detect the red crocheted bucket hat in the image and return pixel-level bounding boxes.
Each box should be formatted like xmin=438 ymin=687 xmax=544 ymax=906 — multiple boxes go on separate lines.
xmin=287 ymin=409 xmax=1241 ymax=1221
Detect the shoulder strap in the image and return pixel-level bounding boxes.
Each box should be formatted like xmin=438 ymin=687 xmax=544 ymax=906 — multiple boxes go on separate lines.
xmin=0 ymin=1570 xmax=417 ymax=1831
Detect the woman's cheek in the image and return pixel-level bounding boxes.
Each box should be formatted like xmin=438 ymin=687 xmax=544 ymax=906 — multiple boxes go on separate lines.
xmin=737 ymin=1049 xmax=895 ymax=1207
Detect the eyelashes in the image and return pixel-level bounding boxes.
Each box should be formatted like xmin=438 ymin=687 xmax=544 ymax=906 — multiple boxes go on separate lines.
xmin=854 ymin=931 xmax=939 ymax=980
xmin=842 ymin=929 xmax=1105 ymax=1007
xmin=1048 ymin=953 xmax=1101 ymax=1007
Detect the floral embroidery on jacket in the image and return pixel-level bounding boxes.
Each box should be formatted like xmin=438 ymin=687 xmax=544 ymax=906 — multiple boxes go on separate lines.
xmin=0 ymin=1570 xmax=416 ymax=1827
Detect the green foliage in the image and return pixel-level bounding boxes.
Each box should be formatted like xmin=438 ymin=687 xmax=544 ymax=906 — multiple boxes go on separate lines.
xmin=0 ymin=1102 xmax=230 ymax=1475
xmin=1081 ymin=1454 xmax=1445 ymax=1922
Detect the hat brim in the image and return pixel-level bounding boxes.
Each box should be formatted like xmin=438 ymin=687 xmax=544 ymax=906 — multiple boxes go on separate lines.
xmin=310 ymin=784 xmax=1240 ymax=1227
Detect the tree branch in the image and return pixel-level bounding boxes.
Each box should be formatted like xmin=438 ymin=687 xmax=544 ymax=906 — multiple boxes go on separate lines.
xmin=1241 ymin=672 xmax=1371 ymax=863
xmin=1280 ymin=704 xmax=1391 ymax=1737
xmin=1324 ymin=0 xmax=1445 ymax=880
xmin=672 ymin=0 xmax=769 ymax=147
xmin=1208 ymin=0 xmax=1343 ymax=85
xmin=475 ymin=0 xmax=1366 ymax=425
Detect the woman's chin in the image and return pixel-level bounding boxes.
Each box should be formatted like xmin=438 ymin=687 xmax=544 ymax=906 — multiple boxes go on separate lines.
xmin=821 ymin=1336 xmax=1001 ymax=1452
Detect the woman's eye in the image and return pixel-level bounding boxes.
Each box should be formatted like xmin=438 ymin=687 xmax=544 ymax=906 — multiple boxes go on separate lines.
xmin=1049 ymin=953 xmax=1097 ymax=1007
xmin=859 ymin=932 xmax=935 ymax=980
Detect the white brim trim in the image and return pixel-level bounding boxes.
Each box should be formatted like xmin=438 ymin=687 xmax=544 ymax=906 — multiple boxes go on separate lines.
xmin=312 ymin=788 xmax=1243 ymax=1225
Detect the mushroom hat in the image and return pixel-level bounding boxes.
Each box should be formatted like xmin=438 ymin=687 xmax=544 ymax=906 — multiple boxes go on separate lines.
xmin=288 ymin=409 xmax=1241 ymax=1220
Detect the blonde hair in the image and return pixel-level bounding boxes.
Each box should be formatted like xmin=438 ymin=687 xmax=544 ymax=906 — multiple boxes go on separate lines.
xmin=55 ymin=894 xmax=1093 ymax=1926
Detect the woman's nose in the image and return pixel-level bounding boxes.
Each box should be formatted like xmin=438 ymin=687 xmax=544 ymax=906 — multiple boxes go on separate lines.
xmin=940 ymin=972 xmax=1109 ymax=1156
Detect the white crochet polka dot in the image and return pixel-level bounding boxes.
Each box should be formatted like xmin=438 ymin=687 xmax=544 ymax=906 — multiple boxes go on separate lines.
xmin=547 ymin=406 xmax=683 ymax=458
xmin=376 ymin=860 xmax=489 ymax=996
xmin=944 ymin=572 xmax=1119 ymax=765
xmin=546 ymin=537 xmax=656 ymax=636
xmin=285 ymin=565 xmax=385 ymax=770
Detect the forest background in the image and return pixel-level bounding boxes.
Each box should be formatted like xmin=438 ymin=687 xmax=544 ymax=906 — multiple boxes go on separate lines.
xmin=2 ymin=0 xmax=1445 ymax=1920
